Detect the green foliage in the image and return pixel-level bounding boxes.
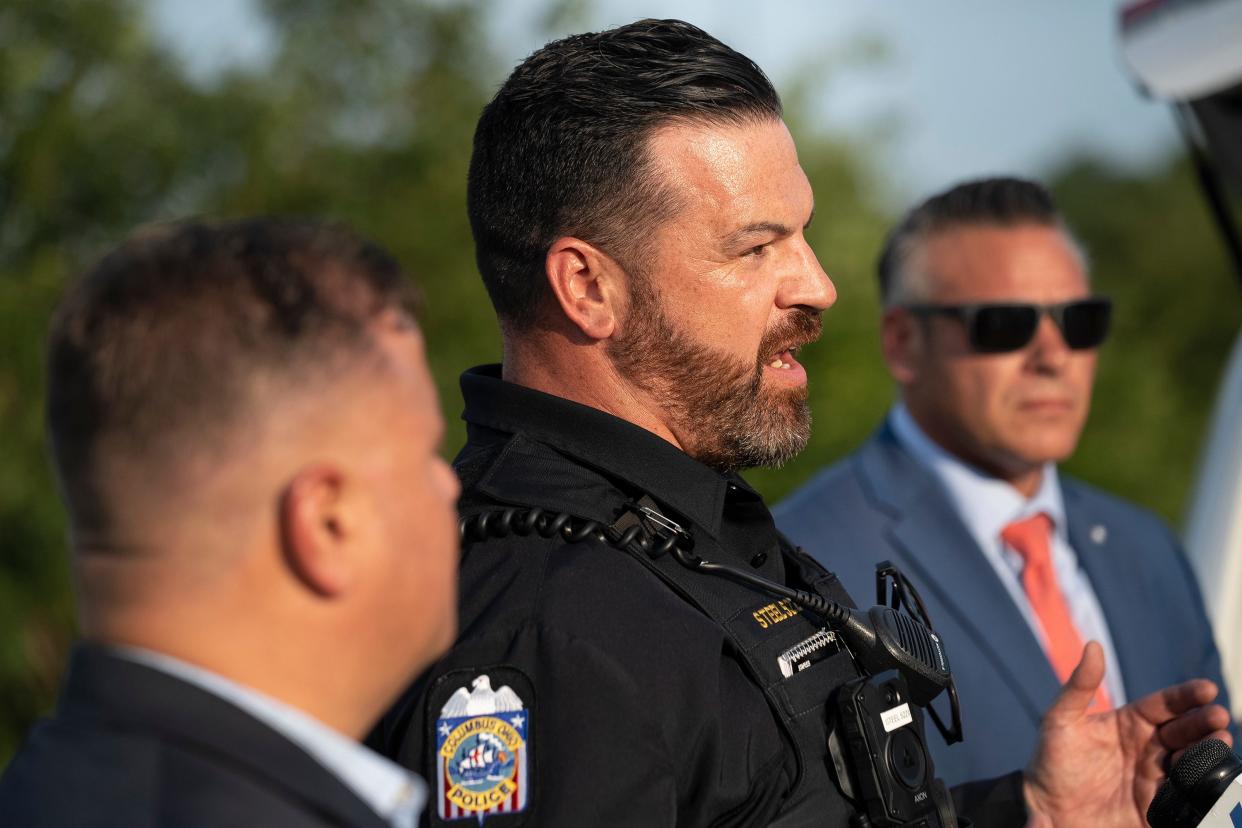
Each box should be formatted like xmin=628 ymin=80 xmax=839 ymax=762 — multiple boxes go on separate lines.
xmin=1 ymin=0 xmax=197 ymax=764
xmin=2 ymin=0 xmax=1239 ymax=771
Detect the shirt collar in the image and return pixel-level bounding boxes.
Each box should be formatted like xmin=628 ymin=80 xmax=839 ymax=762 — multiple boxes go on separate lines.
xmin=889 ymin=402 xmax=1066 ymax=543
xmin=460 ymin=364 xmax=736 ymax=537
xmin=113 ymin=646 xmax=424 ymax=828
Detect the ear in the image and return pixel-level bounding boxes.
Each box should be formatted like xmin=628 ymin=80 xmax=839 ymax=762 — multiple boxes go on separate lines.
xmin=544 ymin=236 xmax=625 ymax=341
xmin=279 ymin=465 xmax=355 ymax=598
xmin=881 ymin=306 xmax=923 ymax=386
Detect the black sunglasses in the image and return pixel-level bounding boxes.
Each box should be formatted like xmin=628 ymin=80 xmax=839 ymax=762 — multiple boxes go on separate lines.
xmin=903 ymin=297 xmax=1112 ymax=354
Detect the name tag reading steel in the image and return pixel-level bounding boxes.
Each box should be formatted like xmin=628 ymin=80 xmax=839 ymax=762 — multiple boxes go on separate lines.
xmin=881 ymin=703 xmax=913 ymax=733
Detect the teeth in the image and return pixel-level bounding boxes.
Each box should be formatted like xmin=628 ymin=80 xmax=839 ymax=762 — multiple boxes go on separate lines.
xmin=770 ymin=358 xmax=783 ymax=368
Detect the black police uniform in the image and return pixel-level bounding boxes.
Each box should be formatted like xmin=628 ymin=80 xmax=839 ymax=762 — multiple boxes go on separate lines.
xmin=374 ymin=365 xmax=1026 ymax=827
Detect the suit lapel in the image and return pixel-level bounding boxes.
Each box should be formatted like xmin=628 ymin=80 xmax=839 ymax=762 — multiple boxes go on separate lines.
xmin=856 ymin=427 xmax=1061 ymax=721
xmin=62 ymin=646 xmax=391 ymax=828
xmin=1063 ymin=484 xmax=1146 ymax=701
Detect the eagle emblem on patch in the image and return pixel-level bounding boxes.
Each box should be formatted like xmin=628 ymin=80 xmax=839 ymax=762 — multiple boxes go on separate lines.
xmin=435 ymin=674 xmax=529 ymax=823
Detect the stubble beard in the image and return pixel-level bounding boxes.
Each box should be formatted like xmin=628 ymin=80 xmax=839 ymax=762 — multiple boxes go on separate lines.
xmin=607 ymin=283 xmax=821 ymax=474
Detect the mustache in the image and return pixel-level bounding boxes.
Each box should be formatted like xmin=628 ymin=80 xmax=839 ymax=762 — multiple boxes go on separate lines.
xmin=757 ymin=309 xmax=823 ymax=363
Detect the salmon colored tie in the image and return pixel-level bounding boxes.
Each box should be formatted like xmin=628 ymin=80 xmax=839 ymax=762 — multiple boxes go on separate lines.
xmin=1002 ymin=513 xmax=1112 ymax=711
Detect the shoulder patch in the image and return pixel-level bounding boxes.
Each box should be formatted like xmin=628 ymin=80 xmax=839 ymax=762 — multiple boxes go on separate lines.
xmin=429 ymin=667 xmax=534 ymax=825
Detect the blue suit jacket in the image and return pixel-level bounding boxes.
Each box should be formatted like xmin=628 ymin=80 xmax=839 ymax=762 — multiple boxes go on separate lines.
xmin=774 ymin=423 xmax=1233 ymax=786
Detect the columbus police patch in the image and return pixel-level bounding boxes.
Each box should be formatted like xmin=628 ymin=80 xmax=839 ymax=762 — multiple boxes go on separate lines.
xmin=434 ymin=672 xmax=530 ymax=823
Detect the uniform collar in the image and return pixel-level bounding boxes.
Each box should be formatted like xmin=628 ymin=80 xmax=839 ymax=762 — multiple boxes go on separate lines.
xmin=460 ymin=364 xmax=739 ymax=538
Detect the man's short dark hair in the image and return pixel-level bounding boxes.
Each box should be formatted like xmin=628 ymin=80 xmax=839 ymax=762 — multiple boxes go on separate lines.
xmin=878 ymin=177 xmax=1081 ymax=305
xmin=47 ymin=218 xmax=419 ymax=531
xmin=468 ymin=18 xmax=782 ymax=329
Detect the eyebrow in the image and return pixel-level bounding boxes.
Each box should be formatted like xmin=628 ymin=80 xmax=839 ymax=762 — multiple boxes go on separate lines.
xmin=723 ymin=209 xmax=816 ymax=248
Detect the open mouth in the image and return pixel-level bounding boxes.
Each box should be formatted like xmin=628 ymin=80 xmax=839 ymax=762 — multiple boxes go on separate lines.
xmin=763 ymin=343 xmax=808 ymax=385
xmin=758 ymin=311 xmax=822 ymax=384
xmin=767 ymin=345 xmax=801 ymax=370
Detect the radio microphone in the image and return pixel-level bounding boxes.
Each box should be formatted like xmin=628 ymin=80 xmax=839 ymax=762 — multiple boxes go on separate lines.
xmin=1148 ymin=739 xmax=1242 ymax=828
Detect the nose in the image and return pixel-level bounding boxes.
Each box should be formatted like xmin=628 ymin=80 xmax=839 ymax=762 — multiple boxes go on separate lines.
xmin=1027 ymin=312 xmax=1070 ymax=372
xmin=777 ymin=236 xmax=836 ymax=312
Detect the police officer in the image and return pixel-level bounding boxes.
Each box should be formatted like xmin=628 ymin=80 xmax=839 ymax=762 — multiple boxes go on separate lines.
xmin=373 ymin=19 xmax=1230 ymax=827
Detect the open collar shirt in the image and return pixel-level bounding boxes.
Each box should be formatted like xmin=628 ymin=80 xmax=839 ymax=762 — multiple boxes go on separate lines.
xmin=889 ymin=403 xmax=1127 ymax=704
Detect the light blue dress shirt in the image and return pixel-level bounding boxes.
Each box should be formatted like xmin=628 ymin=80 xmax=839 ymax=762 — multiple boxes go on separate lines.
xmin=116 ymin=646 xmax=426 ymax=827
xmin=890 ymin=404 xmax=1127 ymax=705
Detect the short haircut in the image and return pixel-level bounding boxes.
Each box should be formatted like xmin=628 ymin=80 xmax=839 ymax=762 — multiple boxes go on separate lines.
xmin=46 ymin=218 xmax=419 ymax=531
xmin=878 ymin=177 xmax=1084 ymax=306
xmin=468 ymin=18 xmax=782 ymax=329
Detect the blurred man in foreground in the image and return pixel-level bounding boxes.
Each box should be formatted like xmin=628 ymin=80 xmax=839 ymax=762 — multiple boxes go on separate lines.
xmin=0 ymin=219 xmax=460 ymax=827
xmin=373 ymin=21 xmax=1230 ymax=828
xmin=777 ymin=177 xmax=1232 ymax=786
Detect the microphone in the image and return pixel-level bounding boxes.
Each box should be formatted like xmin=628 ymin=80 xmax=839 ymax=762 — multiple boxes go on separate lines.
xmin=673 ymin=546 xmax=952 ymax=704
xmin=1148 ymin=739 xmax=1242 ymax=827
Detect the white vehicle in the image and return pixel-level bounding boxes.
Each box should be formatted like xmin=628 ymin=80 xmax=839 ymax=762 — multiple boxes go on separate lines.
xmin=1119 ymin=0 xmax=1242 ymax=714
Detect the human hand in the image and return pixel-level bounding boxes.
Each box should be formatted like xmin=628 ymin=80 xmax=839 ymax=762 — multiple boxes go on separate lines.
xmin=1022 ymin=641 xmax=1231 ymax=828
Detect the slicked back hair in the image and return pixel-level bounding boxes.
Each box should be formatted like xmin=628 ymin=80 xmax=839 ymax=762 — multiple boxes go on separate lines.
xmin=468 ymin=18 xmax=782 ymax=329
xmin=878 ymin=177 xmax=1084 ymax=306
xmin=46 ymin=218 xmax=419 ymax=532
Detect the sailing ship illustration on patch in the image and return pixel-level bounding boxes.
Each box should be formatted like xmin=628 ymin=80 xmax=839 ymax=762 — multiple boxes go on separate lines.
xmin=436 ymin=674 xmax=529 ymax=823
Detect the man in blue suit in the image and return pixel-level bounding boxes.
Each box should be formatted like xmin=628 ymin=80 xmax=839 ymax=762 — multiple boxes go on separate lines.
xmin=776 ymin=177 xmax=1233 ymax=787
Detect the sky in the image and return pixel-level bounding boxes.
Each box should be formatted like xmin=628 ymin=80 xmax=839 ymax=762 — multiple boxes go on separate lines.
xmin=148 ymin=0 xmax=1182 ymax=205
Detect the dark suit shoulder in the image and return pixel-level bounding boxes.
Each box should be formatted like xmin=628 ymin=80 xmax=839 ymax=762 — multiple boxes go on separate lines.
xmin=0 ymin=718 xmax=157 ymax=827
xmin=0 ymin=717 xmax=354 ymax=827
xmin=0 ymin=649 xmax=388 ymax=828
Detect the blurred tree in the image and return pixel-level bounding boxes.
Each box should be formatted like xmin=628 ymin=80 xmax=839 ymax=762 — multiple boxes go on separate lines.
xmin=1 ymin=0 xmax=221 ymax=764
